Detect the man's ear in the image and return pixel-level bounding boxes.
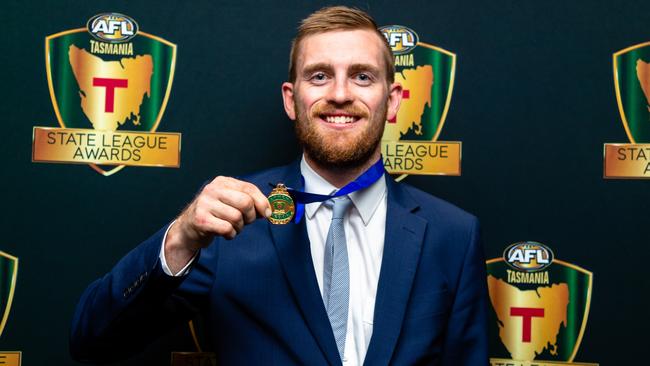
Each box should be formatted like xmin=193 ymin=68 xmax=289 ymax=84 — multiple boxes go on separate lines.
xmin=282 ymin=82 xmax=296 ymax=120
xmin=386 ymin=82 xmax=403 ymax=122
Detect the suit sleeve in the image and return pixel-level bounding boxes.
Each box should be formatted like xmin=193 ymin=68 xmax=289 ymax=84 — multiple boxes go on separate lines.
xmin=69 ymin=223 xmax=217 ymax=363
xmin=441 ymin=218 xmax=489 ymax=366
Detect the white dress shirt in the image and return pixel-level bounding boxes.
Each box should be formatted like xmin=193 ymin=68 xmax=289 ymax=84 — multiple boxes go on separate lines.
xmin=300 ymin=157 xmax=387 ymax=366
xmin=160 ymin=156 xmax=387 ymax=365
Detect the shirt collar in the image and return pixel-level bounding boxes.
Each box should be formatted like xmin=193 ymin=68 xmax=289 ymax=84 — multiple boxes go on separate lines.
xmin=300 ymin=155 xmax=386 ymax=226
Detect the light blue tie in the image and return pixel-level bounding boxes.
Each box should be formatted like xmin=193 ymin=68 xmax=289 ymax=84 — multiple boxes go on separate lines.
xmin=322 ymin=196 xmax=352 ymax=360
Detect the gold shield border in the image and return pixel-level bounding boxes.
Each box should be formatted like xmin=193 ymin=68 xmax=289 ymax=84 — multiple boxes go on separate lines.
xmin=188 ymin=320 xmax=202 ymax=351
xmin=0 ymin=251 xmax=18 ymax=337
xmin=612 ymin=41 xmax=650 ymax=144
xmin=485 ymin=258 xmax=593 ymax=363
xmin=392 ymin=41 xmax=456 ymax=182
xmin=44 ymin=28 xmax=177 ymax=176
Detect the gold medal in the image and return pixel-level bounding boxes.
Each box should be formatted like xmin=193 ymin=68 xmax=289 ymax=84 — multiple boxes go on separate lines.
xmin=267 ymin=183 xmax=295 ymax=225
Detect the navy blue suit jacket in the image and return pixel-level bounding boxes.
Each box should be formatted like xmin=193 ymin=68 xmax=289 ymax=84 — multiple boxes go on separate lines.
xmin=71 ymin=161 xmax=488 ymax=365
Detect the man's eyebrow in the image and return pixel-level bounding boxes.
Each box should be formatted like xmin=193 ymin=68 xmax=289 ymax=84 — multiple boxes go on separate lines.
xmin=301 ymin=63 xmax=334 ymax=77
xmin=348 ymin=63 xmax=381 ymax=76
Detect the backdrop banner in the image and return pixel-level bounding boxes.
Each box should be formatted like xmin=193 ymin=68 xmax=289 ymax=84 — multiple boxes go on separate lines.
xmin=7 ymin=1 xmax=650 ymax=365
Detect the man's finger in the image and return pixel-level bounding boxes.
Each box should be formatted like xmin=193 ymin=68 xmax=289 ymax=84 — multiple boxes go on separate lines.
xmin=193 ymin=207 xmax=237 ymax=239
xmin=207 ymin=199 xmax=246 ymax=233
xmin=216 ymin=188 xmax=258 ymax=224
xmin=219 ymin=177 xmax=271 ymax=218
xmin=240 ymin=182 xmax=272 ymax=218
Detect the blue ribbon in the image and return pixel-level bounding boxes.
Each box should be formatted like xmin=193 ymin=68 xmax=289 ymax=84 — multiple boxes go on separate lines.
xmin=287 ymin=158 xmax=385 ymax=223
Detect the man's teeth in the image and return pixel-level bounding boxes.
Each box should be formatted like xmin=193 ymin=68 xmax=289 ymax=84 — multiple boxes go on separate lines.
xmin=325 ymin=116 xmax=355 ymax=124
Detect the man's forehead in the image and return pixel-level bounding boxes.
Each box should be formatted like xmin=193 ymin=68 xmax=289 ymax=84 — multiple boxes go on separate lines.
xmin=296 ymin=29 xmax=386 ymax=70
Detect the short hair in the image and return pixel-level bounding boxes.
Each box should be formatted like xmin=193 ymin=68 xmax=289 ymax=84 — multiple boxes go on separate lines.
xmin=288 ymin=6 xmax=395 ymax=84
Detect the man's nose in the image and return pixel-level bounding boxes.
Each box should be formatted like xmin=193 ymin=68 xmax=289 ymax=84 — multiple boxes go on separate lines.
xmin=327 ymin=77 xmax=353 ymax=104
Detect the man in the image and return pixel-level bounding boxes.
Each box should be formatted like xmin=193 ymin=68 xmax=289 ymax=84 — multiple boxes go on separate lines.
xmin=71 ymin=6 xmax=488 ymax=365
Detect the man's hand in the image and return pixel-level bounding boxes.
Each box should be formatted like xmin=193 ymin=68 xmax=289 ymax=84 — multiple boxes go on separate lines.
xmin=164 ymin=176 xmax=272 ymax=274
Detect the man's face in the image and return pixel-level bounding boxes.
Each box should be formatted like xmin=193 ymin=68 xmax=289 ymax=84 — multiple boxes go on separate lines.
xmin=282 ymin=29 xmax=402 ymax=169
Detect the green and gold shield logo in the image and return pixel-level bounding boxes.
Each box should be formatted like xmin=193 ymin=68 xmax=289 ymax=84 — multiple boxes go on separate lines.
xmin=0 ymin=251 xmax=18 ymax=338
xmin=33 ymin=13 xmax=180 ymax=176
xmin=379 ymin=25 xmax=460 ymax=179
xmin=486 ymin=242 xmax=597 ymax=366
xmin=603 ymin=42 xmax=650 ymax=178
xmin=614 ymin=42 xmax=650 ymax=144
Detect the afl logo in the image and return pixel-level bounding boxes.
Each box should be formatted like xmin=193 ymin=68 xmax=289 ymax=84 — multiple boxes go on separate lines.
xmin=503 ymin=241 xmax=554 ymax=272
xmin=379 ymin=25 xmax=419 ymax=55
xmin=87 ymin=13 xmax=138 ymax=43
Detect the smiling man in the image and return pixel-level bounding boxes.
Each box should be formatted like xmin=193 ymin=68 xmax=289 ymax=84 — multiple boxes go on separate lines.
xmin=71 ymin=6 xmax=488 ymax=366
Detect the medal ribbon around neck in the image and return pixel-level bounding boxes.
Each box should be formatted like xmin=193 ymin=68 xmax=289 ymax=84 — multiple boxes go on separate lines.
xmin=269 ymin=157 xmax=385 ymax=224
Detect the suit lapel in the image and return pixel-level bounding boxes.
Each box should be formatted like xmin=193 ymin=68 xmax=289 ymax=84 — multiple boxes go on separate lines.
xmin=364 ymin=177 xmax=427 ymax=366
xmin=269 ymin=221 xmax=341 ymax=366
xmin=267 ymin=162 xmax=341 ymax=366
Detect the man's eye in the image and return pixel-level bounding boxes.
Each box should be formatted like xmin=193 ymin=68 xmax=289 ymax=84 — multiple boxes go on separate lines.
xmin=310 ymin=72 xmax=328 ymax=82
xmin=355 ymin=73 xmax=373 ymax=84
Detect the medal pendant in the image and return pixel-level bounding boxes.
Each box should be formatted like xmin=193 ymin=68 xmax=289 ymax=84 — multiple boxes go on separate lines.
xmin=267 ymin=183 xmax=295 ymax=225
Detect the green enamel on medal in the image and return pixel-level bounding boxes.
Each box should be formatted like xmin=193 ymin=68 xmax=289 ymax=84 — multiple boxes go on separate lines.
xmin=267 ymin=183 xmax=295 ymax=225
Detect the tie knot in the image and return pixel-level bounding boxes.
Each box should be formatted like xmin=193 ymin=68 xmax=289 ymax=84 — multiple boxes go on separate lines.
xmin=327 ymin=196 xmax=352 ymax=220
